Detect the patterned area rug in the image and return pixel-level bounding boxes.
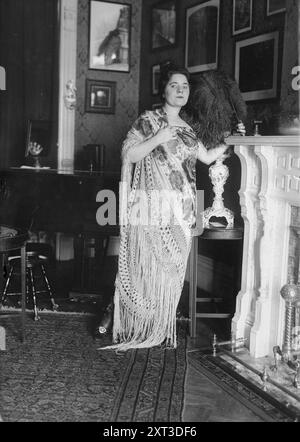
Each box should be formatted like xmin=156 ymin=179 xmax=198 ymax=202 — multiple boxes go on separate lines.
xmin=0 ymin=314 xmax=187 ymax=422
xmin=188 ymin=349 xmax=300 ymax=422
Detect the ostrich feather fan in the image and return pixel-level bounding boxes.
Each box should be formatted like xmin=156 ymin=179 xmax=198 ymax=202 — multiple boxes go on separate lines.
xmin=183 ymin=70 xmax=247 ymax=149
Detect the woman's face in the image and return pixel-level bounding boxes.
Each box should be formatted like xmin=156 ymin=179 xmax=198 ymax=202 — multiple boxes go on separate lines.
xmin=164 ymin=73 xmax=190 ymax=108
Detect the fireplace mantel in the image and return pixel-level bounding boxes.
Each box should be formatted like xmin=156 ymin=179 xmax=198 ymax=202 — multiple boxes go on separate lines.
xmin=227 ymin=135 xmax=300 ymax=146
xmin=226 ymin=135 xmax=300 ymax=358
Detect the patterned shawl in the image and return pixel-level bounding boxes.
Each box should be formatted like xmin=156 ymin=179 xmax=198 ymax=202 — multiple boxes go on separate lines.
xmin=105 ymin=108 xmax=199 ymax=351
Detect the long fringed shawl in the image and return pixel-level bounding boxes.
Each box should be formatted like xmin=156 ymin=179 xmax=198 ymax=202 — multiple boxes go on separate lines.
xmin=103 ymin=108 xmax=199 ymax=351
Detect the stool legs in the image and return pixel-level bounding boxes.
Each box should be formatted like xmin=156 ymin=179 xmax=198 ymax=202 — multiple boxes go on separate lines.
xmin=1 ymin=263 xmax=40 ymax=321
xmin=0 ymin=265 xmax=14 ymax=307
xmin=26 ymin=271 xmax=31 ymax=303
xmin=28 ymin=267 xmax=40 ymax=321
xmin=20 ymin=245 xmax=26 ymax=343
xmin=1 ymin=258 xmax=58 ymax=320
xmin=40 ymin=263 xmax=58 ymax=311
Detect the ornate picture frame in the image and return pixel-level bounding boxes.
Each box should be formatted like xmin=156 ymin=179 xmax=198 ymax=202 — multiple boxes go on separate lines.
xmin=232 ymin=0 xmax=253 ymax=36
xmin=151 ymin=0 xmax=177 ymax=51
xmin=235 ymin=31 xmax=279 ymax=101
xmin=185 ymin=0 xmax=220 ymax=73
xmin=88 ymin=0 xmax=131 ymax=72
xmin=85 ymin=79 xmax=116 ymax=114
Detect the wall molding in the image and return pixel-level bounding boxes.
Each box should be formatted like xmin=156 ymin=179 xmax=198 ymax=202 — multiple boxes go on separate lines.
xmin=58 ymin=0 xmax=78 ymax=171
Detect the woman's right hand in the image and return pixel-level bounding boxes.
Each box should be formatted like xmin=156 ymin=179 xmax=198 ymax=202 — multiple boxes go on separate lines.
xmin=155 ymin=125 xmax=177 ymax=145
xmin=126 ymin=122 xmax=177 ymax=163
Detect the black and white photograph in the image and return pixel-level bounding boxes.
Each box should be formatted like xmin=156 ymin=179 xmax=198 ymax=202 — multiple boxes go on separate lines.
xmin=151 ymin=0 xmax=177 ymax=50
xmin=89 ymin=0 xmax=131 ymax=71
xmin=0 ymin=0 xmax=299 ymax=427
xmin=185 ymin=0 xmax=220 ymax=73
xmin=235 ymin=32 xmax=279 ymax=101
xmin=267 ymin=0 xmax=286 ymax=16
xmin=232 ymin=0 xmax=253 ymax=35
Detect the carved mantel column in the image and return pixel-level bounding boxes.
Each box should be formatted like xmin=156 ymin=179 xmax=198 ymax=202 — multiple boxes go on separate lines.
xmin=57 ymin=0 xmax=78 ymax=171
xmin=229 ymin=143 xmax=261 ymax=347
xmin=227 ymin=135 xmax=300 ymax=358
xmin=280 ymin=0 xmax=299 ymax=116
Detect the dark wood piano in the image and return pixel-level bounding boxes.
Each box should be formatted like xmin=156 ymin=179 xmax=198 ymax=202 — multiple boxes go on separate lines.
xmin=0 ymin=167 xmax=120 ymax=300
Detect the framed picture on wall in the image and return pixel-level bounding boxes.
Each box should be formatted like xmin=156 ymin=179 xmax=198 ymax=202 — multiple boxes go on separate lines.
xmin=85 ymin=79 xmax=116 ymax=114
xmin=185 ymin=0 xmax=220 ymax=73
xmin=152 ymin=64 xmax=161 ymax=95
xmin=235 ymin=31 xmax=279 ymax=101
xmin=89 ymin=0 xmax=131 ymax=72
xmin=266 ymin=0 xmax=286 ymax=16
xmin=232 ymin=0 xmax=252 ymax=36
xmin=151 ymin=0 xmax=177 ymax=50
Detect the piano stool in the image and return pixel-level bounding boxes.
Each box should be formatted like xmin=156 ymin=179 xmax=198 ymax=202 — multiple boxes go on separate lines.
xmin=1 ymin=249 xmax=58 ymax=321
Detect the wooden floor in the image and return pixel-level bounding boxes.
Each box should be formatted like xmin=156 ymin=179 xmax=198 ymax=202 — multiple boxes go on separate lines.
xmin=182 ymin=320 xmax=264 ymax=422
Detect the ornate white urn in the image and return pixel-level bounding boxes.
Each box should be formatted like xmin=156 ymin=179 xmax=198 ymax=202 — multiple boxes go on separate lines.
xmin=202 ymin=154 xmax=234 ymax=229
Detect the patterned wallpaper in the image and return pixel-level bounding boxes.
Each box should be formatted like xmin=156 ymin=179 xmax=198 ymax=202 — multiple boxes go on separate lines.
xmin=289 ymin=206 xmax=300 ymax=284
xmin=139 ymin=0 xmax=292 ymax=136
xmin=75 ymin=0 xmax=142 ymax=172
xmin=280 ymin=0 xmax=299 ymax=116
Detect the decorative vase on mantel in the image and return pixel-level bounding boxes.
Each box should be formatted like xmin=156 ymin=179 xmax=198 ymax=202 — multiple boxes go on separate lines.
xmin=202 ymin=153 xmax=234 ymax=230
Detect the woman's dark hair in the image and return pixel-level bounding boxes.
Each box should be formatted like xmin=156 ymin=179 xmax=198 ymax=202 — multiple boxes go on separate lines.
xmin=158 ymin=62 xmax=190 ymax=101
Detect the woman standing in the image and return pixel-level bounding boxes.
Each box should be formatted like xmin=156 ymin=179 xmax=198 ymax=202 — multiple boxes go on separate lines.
xmin=101 ymin=64 xmax=244 ymax=351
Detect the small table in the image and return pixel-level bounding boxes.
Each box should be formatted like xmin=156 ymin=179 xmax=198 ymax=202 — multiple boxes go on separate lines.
xmin=189 ymin=227 xmax=243 ymax=338
xmin=0 ymin=226 xmax=28 ymax=344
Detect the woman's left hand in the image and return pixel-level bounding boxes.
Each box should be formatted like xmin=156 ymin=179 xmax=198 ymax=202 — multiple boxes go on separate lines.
xmin=223 ymin=145 xmax=234 ymax=158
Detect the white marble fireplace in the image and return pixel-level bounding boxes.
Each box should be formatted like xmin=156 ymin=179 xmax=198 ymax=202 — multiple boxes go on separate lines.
xmin=226 ymin=135 xmax=300 ymax=358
